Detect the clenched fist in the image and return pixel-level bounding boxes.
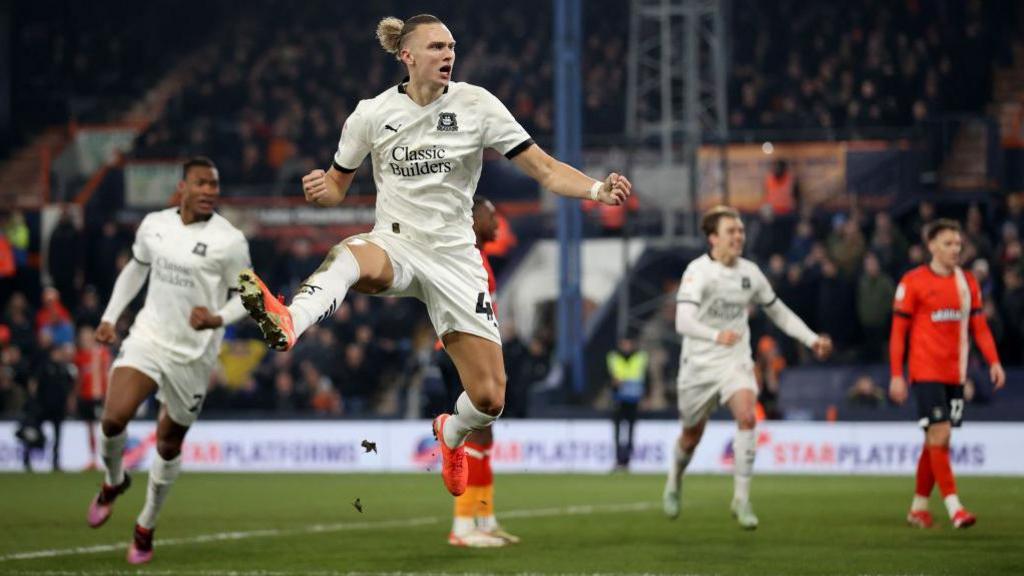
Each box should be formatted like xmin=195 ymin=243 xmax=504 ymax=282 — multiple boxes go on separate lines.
xmin=596 ymin=173 xmax=633 ymax=206
xmin=189 ymin=306 xmax=223 ymax=330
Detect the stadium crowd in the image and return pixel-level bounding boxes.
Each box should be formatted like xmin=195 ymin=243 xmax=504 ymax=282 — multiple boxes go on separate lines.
xmin=729 ymin=0 xmax=1013 ymax=132
xmin=3 ymin=193 xmax=1024 ymax=424
xmin=115 ymin=0 xmax=1011 ymax=187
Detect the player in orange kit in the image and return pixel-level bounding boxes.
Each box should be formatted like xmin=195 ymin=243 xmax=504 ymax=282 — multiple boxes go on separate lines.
xmin=438 ymin=197 xmax=519 ymax=547
xmin=889 ymin=219 xmax=1006 ymax=529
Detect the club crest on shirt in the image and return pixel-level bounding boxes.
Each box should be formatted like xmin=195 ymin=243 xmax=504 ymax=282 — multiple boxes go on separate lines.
xmin=437 ymin=112 xmax=458 ymax=132
xmin=192 ymin=242 xmax=208 ymax=257
xmin=741 ymin=276 xmax=751 ymax=289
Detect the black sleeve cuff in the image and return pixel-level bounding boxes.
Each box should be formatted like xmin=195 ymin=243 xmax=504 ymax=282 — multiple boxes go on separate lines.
xmin=677 ymin=299 xmax=700 ymax=306
xmin=332 ymin=159 xmax=357 ymax=174
xmin=894 ymin=311 xmax=911 ymax=319
xmin=761 ymin=296 xmax=779 ymax=308
xmin=504 ymin=138 xmax=535 ymax=160
xmin=132 ymin=255 xmax=150 ymax=266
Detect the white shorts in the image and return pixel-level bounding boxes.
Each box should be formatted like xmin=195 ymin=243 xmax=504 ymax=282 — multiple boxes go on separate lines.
xmin=352 ymin=230 xmax=500 ymax=345
xmin=676 ymin=359 xmax=757 ymax=428
xmin=111 ymin=335 xmax=216 ymax=427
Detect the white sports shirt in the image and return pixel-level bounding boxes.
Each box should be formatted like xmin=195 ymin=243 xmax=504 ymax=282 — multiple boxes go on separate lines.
xmin=333 ymin=80 xmax=533 ymax=251
xmin=676 ymin=253 xmax=817 ymax=373
xmin=125 ymin=208 xmax=251 ymax=363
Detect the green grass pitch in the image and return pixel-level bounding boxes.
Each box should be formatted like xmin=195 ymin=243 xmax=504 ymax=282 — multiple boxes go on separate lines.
xmin=0 ymin=472 xmax=1021 ymax=575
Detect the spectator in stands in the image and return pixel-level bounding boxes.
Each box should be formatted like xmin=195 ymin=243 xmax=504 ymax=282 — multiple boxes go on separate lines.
xmin=303 ymin=361 xmax=341 ymax=415
xmin=903 ymin=244 xmax=927 ymax=275
xmin=857 ymin=252 xmax=895 ymax=363
xmin=336 ymin=343 xmax=376 ymax=415
xmin=786 ymin=218 xmax=816 ymax=264
xmin=997 ymin=266 xmax=1024 ymax=365
xmin=907 ymin=200 xmax=936 ymax=244
xmin=5 ymin=211 xmax=29 ymax=268
xmin=965 ymin=204 xmax=993 ymax=263
xmin=846 ymin=374 xmax=885 ymax=409
xmin=971 ymin=259 xmax=993 ymax=299
xmin=748 ymin=205 xmax=790 ymax=263
xmin=827 ymin=214 xmax=866 ymax=278
xmin=35 ymin=287 xmax=74 ymax=347
xmin=4 ymin=292 xmax=35 ymax=357
xmin=869 ymin=211 xmax=909 ymax=277
xmin=1000 ymin=191 xmax=1024 ymax=235
xmin=47 ymin=207 xmax=83 ymax=309
xmin=74 ymin=286 xmax=104 ymax=329
xmin=762 ymin=159 xmax=797 ymax=216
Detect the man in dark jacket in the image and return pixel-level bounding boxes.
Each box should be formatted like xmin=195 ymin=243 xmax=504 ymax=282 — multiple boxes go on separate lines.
xmin=27 ymin=342 xmax=76 ymax=471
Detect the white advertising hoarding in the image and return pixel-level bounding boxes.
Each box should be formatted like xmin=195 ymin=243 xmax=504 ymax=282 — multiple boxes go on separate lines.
xmin=1 ymin=420 xmax=1019 ymax=475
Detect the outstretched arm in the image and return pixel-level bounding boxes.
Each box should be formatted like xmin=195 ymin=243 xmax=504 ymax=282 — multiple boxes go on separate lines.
xmin=762 ymin=298 xmax=831 ymax=358
xmin=511 ymin=145 xmax=631 ymax=206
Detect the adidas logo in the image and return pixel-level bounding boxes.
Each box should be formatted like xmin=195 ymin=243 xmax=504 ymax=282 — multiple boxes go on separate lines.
xmin=314 ymin=299 xmax=338 ymax=324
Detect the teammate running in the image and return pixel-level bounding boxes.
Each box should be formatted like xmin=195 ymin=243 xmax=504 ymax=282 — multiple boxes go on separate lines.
xmin=87 ymin=157 xmax=252 ymax=564
xmin=237 ymin=14 xmax=631 ymax=497
xmin=664 ymin=205 xmax=832 ymax=529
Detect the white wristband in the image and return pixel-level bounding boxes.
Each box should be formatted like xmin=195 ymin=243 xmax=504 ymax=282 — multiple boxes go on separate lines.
xmin=589 ymin=180 xmax=602 ymax=201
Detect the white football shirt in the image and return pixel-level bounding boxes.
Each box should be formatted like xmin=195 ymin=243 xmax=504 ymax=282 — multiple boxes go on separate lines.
xmin=333 ymin=80 xmax=532 ymax=250
xmin=129 ymin=208 xmax=251 ymax=363
xmin=676 ymin=254 xmax=776 ymax=372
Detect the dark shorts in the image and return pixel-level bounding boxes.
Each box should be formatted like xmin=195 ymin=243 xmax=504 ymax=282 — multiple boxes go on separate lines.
xmin=912 ymin=382 xmax=965 ymax=429
xmin=77 ymin=398 xmax=103 ymax=422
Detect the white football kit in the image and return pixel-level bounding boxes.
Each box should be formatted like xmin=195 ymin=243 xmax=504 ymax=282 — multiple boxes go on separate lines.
xmin=108 ymin=208 xmax=251 ymax=426
xmin=331 ymin=80 xmax=532 ymax=344
xmin=675 ymin=254 xmax=817 ymax=427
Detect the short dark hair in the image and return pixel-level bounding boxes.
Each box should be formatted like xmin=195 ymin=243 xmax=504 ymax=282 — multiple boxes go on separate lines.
xmin=701 ymin=205 xmax=741 ymax=238
xmin=182 ymin=156 xmax=216 ymax=180
xmin=924 ymin=218 xmax=961 ymax=242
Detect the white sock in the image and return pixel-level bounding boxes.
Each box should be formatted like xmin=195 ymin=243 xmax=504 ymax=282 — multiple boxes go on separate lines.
xmin=732 ymin=429 xmax=756 ymax=503
xmin=442 ymin=392 xmax=497 ymax=449
xmin=665 ymin=440 xmax=693 ymax=493
xmin=911 ymin=495 xmax=930 ymax=512
xmin=477 ymin=514 xmax=498 ymax=532
xmin=452 ymin=516 xmax=475 ymax=536
xmin=137 ymin=453 xmax=182 ymax=530
xmin=101 ymin=430 xmax=127 ymax=486
xmin=944 ymin=494 xmax=963 ymax=518
xmin=288 ymin=245 xmax=360 ymax=336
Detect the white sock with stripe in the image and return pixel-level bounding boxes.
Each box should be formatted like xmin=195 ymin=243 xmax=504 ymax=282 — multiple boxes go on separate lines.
xmin=101 ymin=430 xmax=127 ymax=487
xmin=288 ymin=245 xmax=360 ymax=336
xmin=442 ymin=392 xmax=497 ymax=449
xmin=137 ymin=454 xmax=182 ymax=530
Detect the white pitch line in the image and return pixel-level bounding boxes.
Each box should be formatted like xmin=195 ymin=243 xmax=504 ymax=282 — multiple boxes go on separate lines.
xmin=0 ymin=571 xmax=713 ymax=576
xmin=0 ymin=502 xmax=656 ymax=563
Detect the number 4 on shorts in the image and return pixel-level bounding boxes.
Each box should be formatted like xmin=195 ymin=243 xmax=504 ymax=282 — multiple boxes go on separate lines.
xmin=475 ymin=292 xmax=494 ymax=322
